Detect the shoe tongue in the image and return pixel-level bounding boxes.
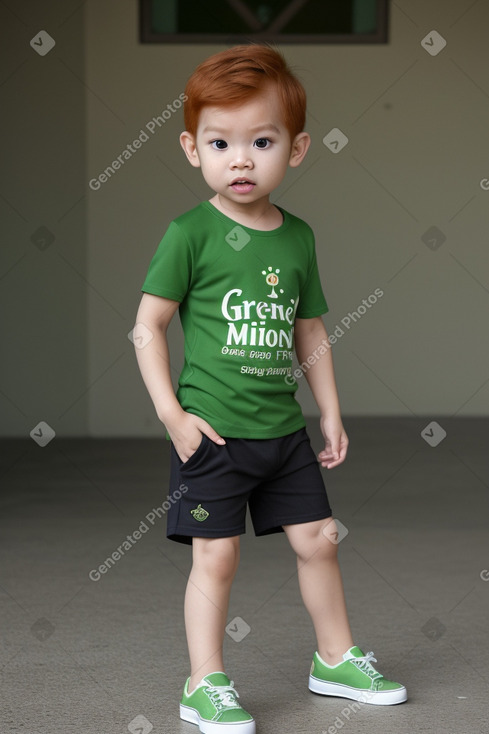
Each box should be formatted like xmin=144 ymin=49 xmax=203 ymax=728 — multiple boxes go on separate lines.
xmin=343 ymin=646 xmax=364 ymax=661
xmin=203 ymin=672 xmax=231 ymax=687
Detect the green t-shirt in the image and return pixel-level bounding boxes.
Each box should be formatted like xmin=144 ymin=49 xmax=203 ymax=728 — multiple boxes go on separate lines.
xmin=141 ymin=201 xmax=328 ymax=438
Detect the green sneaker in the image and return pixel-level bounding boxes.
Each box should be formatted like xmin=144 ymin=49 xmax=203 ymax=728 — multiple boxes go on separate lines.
xmin=180 ymin=672 xmax=256 ymax=733
xmin=309 ymin=646 xmax=407 ymax=706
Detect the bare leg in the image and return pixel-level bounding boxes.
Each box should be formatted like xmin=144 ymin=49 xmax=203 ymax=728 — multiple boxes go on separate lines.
xmin=185 ymin=536 xmax=240 ymax=690
xmin=283 ymin=518 xmax=354 ymax=665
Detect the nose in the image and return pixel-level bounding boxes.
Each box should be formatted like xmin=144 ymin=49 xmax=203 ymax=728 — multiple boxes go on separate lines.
xmin=230 ymin=148 xmax=253 ymax=170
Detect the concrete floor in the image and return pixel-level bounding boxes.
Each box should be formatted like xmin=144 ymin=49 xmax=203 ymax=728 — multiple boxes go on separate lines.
xmin=1 ymin=418 xmax=488 ymax=734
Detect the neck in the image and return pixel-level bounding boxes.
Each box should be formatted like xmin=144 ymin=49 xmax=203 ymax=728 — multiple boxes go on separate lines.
xmin=210 ymin=194 xmax=281 ymax=231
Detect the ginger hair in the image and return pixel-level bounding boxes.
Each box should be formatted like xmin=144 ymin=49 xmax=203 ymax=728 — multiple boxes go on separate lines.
xmin=183 ymin=44 xmax=307 ymax=140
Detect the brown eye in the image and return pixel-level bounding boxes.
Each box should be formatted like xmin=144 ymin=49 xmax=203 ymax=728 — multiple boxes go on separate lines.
xmin=211 ymin=139 xmax=228 ymax=150
xmin=254 ymin=138 xmax=270 ymax=149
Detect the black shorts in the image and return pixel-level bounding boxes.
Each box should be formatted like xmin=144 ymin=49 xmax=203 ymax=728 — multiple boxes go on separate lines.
xmin=167 ymin=427 xmax=332 ymax=545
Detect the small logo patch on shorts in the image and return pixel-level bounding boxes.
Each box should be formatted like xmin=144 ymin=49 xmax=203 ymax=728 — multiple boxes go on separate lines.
xmin=190 ymin=504 xmax=209 ymax=522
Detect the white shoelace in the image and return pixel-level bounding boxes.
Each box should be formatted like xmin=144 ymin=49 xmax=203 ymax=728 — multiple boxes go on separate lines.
xmin=207 ymin=683 xmax=240 ymax=711
xmin=352 ymin=651 xmax=384 ymax=689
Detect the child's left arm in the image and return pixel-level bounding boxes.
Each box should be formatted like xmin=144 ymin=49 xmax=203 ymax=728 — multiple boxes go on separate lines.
xmin=294 ymin=316 xmax=349 ymax=469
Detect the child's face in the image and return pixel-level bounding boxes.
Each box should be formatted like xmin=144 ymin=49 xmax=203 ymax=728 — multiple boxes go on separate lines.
xmin=180 ymin=85 xmax=309 ymax=211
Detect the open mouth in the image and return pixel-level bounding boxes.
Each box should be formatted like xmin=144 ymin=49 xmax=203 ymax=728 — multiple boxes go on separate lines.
xmin=230 ymin=179 xmax=255 ymax=193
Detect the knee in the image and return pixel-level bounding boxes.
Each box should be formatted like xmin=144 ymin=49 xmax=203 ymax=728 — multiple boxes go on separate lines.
xmin=193 ymin=537 xmax=240 ymax=582
xmin=288 ymin=519 xmax=340 ymax=563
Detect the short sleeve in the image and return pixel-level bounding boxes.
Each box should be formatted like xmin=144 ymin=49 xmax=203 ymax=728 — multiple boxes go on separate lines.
xmin=295 ymin=248 xmax=329 ymax=318
xmin=141 ymin=221 xmax=192 ymax=302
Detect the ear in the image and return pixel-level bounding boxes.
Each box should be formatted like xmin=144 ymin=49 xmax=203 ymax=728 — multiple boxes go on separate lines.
xmin=289 ymin=132 xmax=311 ymax=168
xmin=179 ymin=131 xmax=201 ymax=168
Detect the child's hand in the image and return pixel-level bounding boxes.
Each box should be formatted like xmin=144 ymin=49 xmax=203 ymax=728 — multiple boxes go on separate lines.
xmin=167 ymin=410 xmax=226 ymax=464
xmin=318 ymin=416 xmax=348 ymax=469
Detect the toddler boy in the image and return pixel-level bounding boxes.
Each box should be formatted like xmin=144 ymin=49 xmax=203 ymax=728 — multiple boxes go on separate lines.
xmin=135 ymin=45 xmax=407 ymax=734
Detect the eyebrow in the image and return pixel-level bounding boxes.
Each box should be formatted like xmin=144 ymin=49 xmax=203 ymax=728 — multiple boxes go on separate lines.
xmin=202 ymin=123 xmax=281 ymax=134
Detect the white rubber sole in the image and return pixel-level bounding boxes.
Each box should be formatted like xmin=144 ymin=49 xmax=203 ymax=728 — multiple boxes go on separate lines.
xmin=309 ymin=675 xmax=407 ymax=706
xmin=180 ymin=704 xmax=256 ymax=734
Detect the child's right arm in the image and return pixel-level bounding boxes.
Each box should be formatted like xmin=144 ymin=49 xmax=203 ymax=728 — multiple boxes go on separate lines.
xmin=134 ymin=293 xmax=225 ymax=462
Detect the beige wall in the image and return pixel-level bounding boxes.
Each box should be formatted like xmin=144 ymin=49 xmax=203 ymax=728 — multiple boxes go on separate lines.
xmin=1 ymin=0 xmax=488 ymax=437
xmin=1 ymin=1 xmax=88 ymax=438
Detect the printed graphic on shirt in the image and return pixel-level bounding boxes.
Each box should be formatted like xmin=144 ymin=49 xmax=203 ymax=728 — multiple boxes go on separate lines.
xmin=220 ymin=265 xmax=297 ymax=379
xmin=262 ymin=266 xmax=283 ymax=298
